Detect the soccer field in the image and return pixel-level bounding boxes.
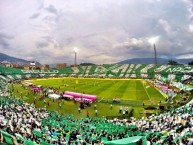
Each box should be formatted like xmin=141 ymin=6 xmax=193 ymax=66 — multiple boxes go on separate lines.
xmin=12 ymin=78 xmax=165 ymax=119
xmin=28 ymin=78 xmax=164 ymax=102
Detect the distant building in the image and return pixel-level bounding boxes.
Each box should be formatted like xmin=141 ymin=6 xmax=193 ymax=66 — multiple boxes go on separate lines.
xmin=5 ymin=63 xmax=13 ymax=68
xmin=12 ymin=64 xmax=17 ymax=68
xmin=22 ymin=61 xmax=37 ymax=70
xmin=30 ymin=61 xmax=36 ymax=70
xmin=23 ymin=65 xmax=30 ymax=70
xmin=56 ymin=63 xmax=67 ymax=69
xmin=41 ymin=64 xmax=50 ymax=70
xmin=16 ymin=65 xmax=24 ymax=69
xmin=1 ymin=61 xmax=14 ymax=68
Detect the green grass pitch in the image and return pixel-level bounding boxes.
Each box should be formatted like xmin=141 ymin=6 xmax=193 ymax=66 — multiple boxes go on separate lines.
xmin=11 ymin=78 xmax=165 ymax=119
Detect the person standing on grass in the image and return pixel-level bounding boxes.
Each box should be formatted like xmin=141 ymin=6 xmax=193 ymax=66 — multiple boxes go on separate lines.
xmin=95 ymin=109 xmax=98 ymax=116
xmin=123 ymin=110 xmax=125 ymax=117
xmin=78 ymin=107 xmax=81 ymax=114
xmin=119 ymin=106 xmax=122 ymax=113
xmin=20 ymin=95 xmax=23 ymax=100
xmin=58 ymin=99 xmax=60 ymax=106
xmin=86 ymin=111 xmax=89 ymax=117
xmin=125 ymin=107 xmax=128 ymax=114
xmin=110 ymin=104 xmax=113 ymax=109
xmin=59 ymin=103 xmax=62 ymax=108
xmin=94 ymin=104 xmax=97 ymax=110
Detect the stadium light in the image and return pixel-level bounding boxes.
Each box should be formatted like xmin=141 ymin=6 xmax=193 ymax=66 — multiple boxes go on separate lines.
xmin=148 ymin=36 xmax=159 ymax=45
xmin=148 ymin=36 xmax=159 ymax=65
xmin=74 ymin=47 xmax=79 ymax=66
xmin=74 ymin=47 xmax=79 ymax=53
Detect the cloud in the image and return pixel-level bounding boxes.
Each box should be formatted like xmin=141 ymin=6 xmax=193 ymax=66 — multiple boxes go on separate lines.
xmin=0 ymin=32 xmax=13 ymax=39
xmin=0 ymin=39 xmax=9 ymax=48
xmin=26 ymin=56 xmax=35 ymax=61
xmin=37 ymin=0 xmax=44 ymax=10
xmin=176 ymin=53 xmax=193 ymax=59
xmin=30 ymin=13 xmax=40 ymax=19
xmin=0 ymin=32 xmax=14 ymax=49
xmin=36 ymin=41 xmax=49 ymax=48
xmin=45 ymin=5 xmax=57 ymax=14
xmin=158 ymin=19 xmax=176 ymax=35
xmin=189 ymin=24 xmax=193 ymax=32
xmin=0 ymin=0 xmax=193 ymax=64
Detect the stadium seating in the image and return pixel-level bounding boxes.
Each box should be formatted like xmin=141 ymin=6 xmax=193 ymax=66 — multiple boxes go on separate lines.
xmin=1 ymin=90 xmax=193 ymax=144
xmin=1 ymin=64 xmax=193 ymax=144
xmin=1 ymin=64 xmax=192 ymax=81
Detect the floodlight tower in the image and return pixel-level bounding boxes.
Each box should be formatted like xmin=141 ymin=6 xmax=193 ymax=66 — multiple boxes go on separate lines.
xmin=73 ymin=47 xmax=79 ymax=66
xmin=148 ymin=36 xmax=159 ymax=65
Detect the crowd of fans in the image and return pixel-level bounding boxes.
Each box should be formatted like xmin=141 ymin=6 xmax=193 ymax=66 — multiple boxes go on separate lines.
xmin=0 ymin=96 xmax=131 ymax=144
xmin=1 ymin=93 xmax=193 ymax=144
xmin=148 ymin=79 xmax=178 ymax=102
xmin=1 ymin=79 xmax=193 ymax=145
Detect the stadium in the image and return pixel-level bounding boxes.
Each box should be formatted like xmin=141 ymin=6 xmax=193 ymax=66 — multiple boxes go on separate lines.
xmin=1 ymin=0 xmax=193 ymax=145
xmin=1 ymin=64 xmax=193 ymax=145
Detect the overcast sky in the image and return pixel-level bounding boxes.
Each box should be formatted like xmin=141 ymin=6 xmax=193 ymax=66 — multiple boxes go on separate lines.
xmin=0 ymin=0 xmax=193 ymax=65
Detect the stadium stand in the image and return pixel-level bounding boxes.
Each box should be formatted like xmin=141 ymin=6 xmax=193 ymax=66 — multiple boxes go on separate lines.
xmin=88 ymin=65 xmax=97 ymax=77
xmin=1 ymin=86 xmax=193 ymax=144
xmin=1 ymin=64 xmax=193 ymax=144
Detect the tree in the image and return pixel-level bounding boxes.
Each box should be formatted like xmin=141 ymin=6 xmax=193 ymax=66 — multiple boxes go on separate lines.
xmin=188 ymin=60 xmax=193 ymax=65
xmin=167 ymin=60 xmax=179 ymax=65
xmin=79 ymin=63 xmax=95 ymax=66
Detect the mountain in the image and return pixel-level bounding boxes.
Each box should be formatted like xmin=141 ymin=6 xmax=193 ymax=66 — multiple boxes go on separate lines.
xmin=117 ymin=58 xmax=193 ymax=64
xmin=0 ymin=53 xmax=41 ymax=66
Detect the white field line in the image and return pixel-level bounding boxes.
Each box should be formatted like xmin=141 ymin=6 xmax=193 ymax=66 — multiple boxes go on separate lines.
xmin=142 ymin=80 xmax=152 ymax=103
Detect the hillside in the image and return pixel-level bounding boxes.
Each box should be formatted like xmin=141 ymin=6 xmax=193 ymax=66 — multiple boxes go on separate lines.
xmin=117 ymin=58 xmax=193 ymax=64
xmin=0 ymin=53 xmax=41 ymax=66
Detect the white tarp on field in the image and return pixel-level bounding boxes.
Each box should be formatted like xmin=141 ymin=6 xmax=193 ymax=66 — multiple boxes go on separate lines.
xmin=48 ymin=93 xmax=60 ymax=99
xmin=47 ymin=89 xmax=54 ymax=93
xmin=22 ymin=82 xmax=33 ymax=86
